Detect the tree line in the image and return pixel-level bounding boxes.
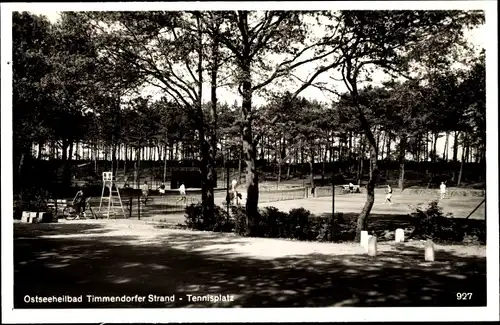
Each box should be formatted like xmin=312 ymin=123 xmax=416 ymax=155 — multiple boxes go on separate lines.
xmin=13 ymin=10 xmax=484 ymax=239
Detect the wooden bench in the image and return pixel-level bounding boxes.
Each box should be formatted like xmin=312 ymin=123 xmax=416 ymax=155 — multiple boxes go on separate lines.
xmin=21 ymin=211 xmax=39 ymax=223
xmin=46 ymin=199 xmax=68 ymax=216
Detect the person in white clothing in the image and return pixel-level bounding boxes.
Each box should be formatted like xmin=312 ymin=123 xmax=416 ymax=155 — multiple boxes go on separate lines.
xmin=231 ymin=179 xmax=240 ymax=205
xmin=439 ymin=181 xmax=447 ymax=199
xmin=177 ymin=183 xmax=187 ymax=203
xmin=384 ymin=184 xmax=393 ymax=205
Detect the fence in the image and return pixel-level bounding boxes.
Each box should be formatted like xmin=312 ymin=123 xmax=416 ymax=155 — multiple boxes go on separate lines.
xmin=399 ymin=188 xmax=485 ymax=197
xmin=258 ymin=187 xmax=308 ymax=203
xmin=122 ymin=195 xmax=202 ymax=219
xmin=314 ymin=186 xmax=347 ymax=198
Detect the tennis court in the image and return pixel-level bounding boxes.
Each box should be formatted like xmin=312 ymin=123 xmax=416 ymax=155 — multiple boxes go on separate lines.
xmin=75 ymin=185 xmax=485 ymax=225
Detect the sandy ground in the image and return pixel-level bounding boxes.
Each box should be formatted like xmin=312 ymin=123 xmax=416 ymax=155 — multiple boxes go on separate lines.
xmin=53 ymin=219 xmax=487 ymax=259
xmin=13 ymin=221 xmax=487 ymax=308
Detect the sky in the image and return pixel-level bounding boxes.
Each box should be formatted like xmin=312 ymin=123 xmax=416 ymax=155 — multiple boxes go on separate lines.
xmin=26 ymin=8 xmax=486 ymax=106
xmin=18 ymin=4 xmax=490 ymax=159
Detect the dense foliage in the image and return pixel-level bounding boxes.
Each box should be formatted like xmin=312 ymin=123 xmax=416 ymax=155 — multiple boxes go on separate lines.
xmin=184 ymin=201 xmax=484 ymax=244
xmin=13 ymin=10 xmax=485 ymax=236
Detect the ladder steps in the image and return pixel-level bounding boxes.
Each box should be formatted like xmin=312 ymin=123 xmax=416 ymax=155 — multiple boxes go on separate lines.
xmin=98 ymin=176 xmax=125 ymax=219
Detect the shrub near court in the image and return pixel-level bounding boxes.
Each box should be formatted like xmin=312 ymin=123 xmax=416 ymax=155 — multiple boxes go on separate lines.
xmin=184 ymin=200 xmax=485 ymax=245
xmin=409 ymin=200 xmax=485 ymax=245
xmin=185 ymin=203 xmax=344 ymax=241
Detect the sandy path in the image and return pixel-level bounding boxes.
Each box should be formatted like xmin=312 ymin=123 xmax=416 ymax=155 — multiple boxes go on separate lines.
xmin=49 ymin=220 xmax=486 ymax=260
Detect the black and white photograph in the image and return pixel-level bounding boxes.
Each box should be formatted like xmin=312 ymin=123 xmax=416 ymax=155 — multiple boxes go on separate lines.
xmin=1 ymin=1 xmax=498 ymax=323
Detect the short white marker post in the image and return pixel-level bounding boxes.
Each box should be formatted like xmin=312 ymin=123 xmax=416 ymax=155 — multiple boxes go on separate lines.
xmin=21 ymin=211 xmax=30 ymax=223
xmin=395 ymin=228 xmax=405 ymax=243
xmin=367 ymin=236 xmax=377 ymax=256
xmin=30 ymin=212 xmax=38 ymax=223
xmin=425 ymin=239 xmax=435 ymax=261
xmin=360 ymin=231 xmax=369 ymax=249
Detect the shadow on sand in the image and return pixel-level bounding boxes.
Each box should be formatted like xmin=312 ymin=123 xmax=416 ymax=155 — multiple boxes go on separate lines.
xmin=13 ymin=222 xmax=486 ymax=308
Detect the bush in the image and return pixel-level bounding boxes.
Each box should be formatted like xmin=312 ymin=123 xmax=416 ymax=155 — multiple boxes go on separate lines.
xmin=184 ymin=203 xmax=232 ymax=232
xmin=231 ymin=205 xmax=248 ymax=236
xmin=254 ymin=207 xmax=314 ymax=240
xmin=409 ymin=200 xmax=465 ymax=242
xmin=13 ymin=188 xmax=51 ymax=219
xmin=184 ymin=203 xmax=203 ymax=229
xmin=286 ymin=208 xmax=312 ymax=240
xmin=462 ymin=222 xmax=486 ymax=245
xmin=258 ymin=207 xmax=287 ymax=238
xmin=308 ymin=216 xmax=331 ymax=241
xmin=185 ymin=203 xmax=363 ymax=244
xmin=462 ymin=234 xmax=481 ymax=245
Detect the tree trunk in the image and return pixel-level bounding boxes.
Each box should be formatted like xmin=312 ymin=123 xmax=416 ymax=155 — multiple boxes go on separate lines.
xmin=309 ymin=153 xmax=315 ymax=194
xmin=355 ymin=143 xmax=377 ymax=241
xmin=425 ymin=132 xmax=429 ymax=162
xmin=329 ymin=132 xmax=334 ymax=163
xmin=93 ymin=143 xmax=98 ymax=174
xmin=238 ymin=149 xmax=242 ymax=183
xmin=135 ymin=148 xmax=140 ymax=188
xmin=68 ymin=142 xmax=74 ymax=162
xmin=112 ymin=143 xmax=117 ymax=177
xmin=348 ymin=131 xmax=353 ymax=172
xmin=240 ymin=53 xmax=260 ymax=236
xmin=123 ymin=145 xmax=127 ymax=177
xmin=321 ymin=156 xmax=326 ymax=181
xmin=357 ymin=135 xmax=365 ymax=185
xmin=457 ymin=147 xmax=465 ymax=187
xmin=189 ymin=13 xmax=212 ymax=228
xmin=204 ymin=17 xmax=219 ymax=224
xmin=352 ymin=89 xmax=379 ymax=242
xmin=380 ymin=132 xmax=386 ymax=160
xmin=432 ymin=132 xmax=438 ymax=163
xmin=277 ymin=159 xmax=282 ymax=189
xmin=163 ymin=144 xmax=168 ymax=183
xmin=386 ymin=134 xmax=391 ymax=161
xmin=61 ymin=139 xmax=72 ymax=188
xmin=398 ymin=134 xmax=407 ymax=191
xmin=416 ymin=134 xmax=421 ymax=162
xmin=443 ymin=131 xmax=449 ymax=161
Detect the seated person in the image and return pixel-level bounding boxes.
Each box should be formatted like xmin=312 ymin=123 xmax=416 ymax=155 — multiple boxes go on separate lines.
xmin=73 ymin=190 xmax=86 ymax=215
xmin=158 ymin=182 xmax=166 ymax=195
xmin=348 ymin=182 xmax=354 ymax=193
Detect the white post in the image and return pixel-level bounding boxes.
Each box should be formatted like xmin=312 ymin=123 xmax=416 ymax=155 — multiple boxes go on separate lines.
xmin=360 ymin=231 xmax=369 ymax=249
xmin=425 ymin=239 xmax=435 ymax=261
xmin=21 ymin=211 xmax=30 ymax=223
xmin=395 ymin=228 xmax=405 ymax=243
xmin=367 ymin=236 xmax=377 ymax=256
